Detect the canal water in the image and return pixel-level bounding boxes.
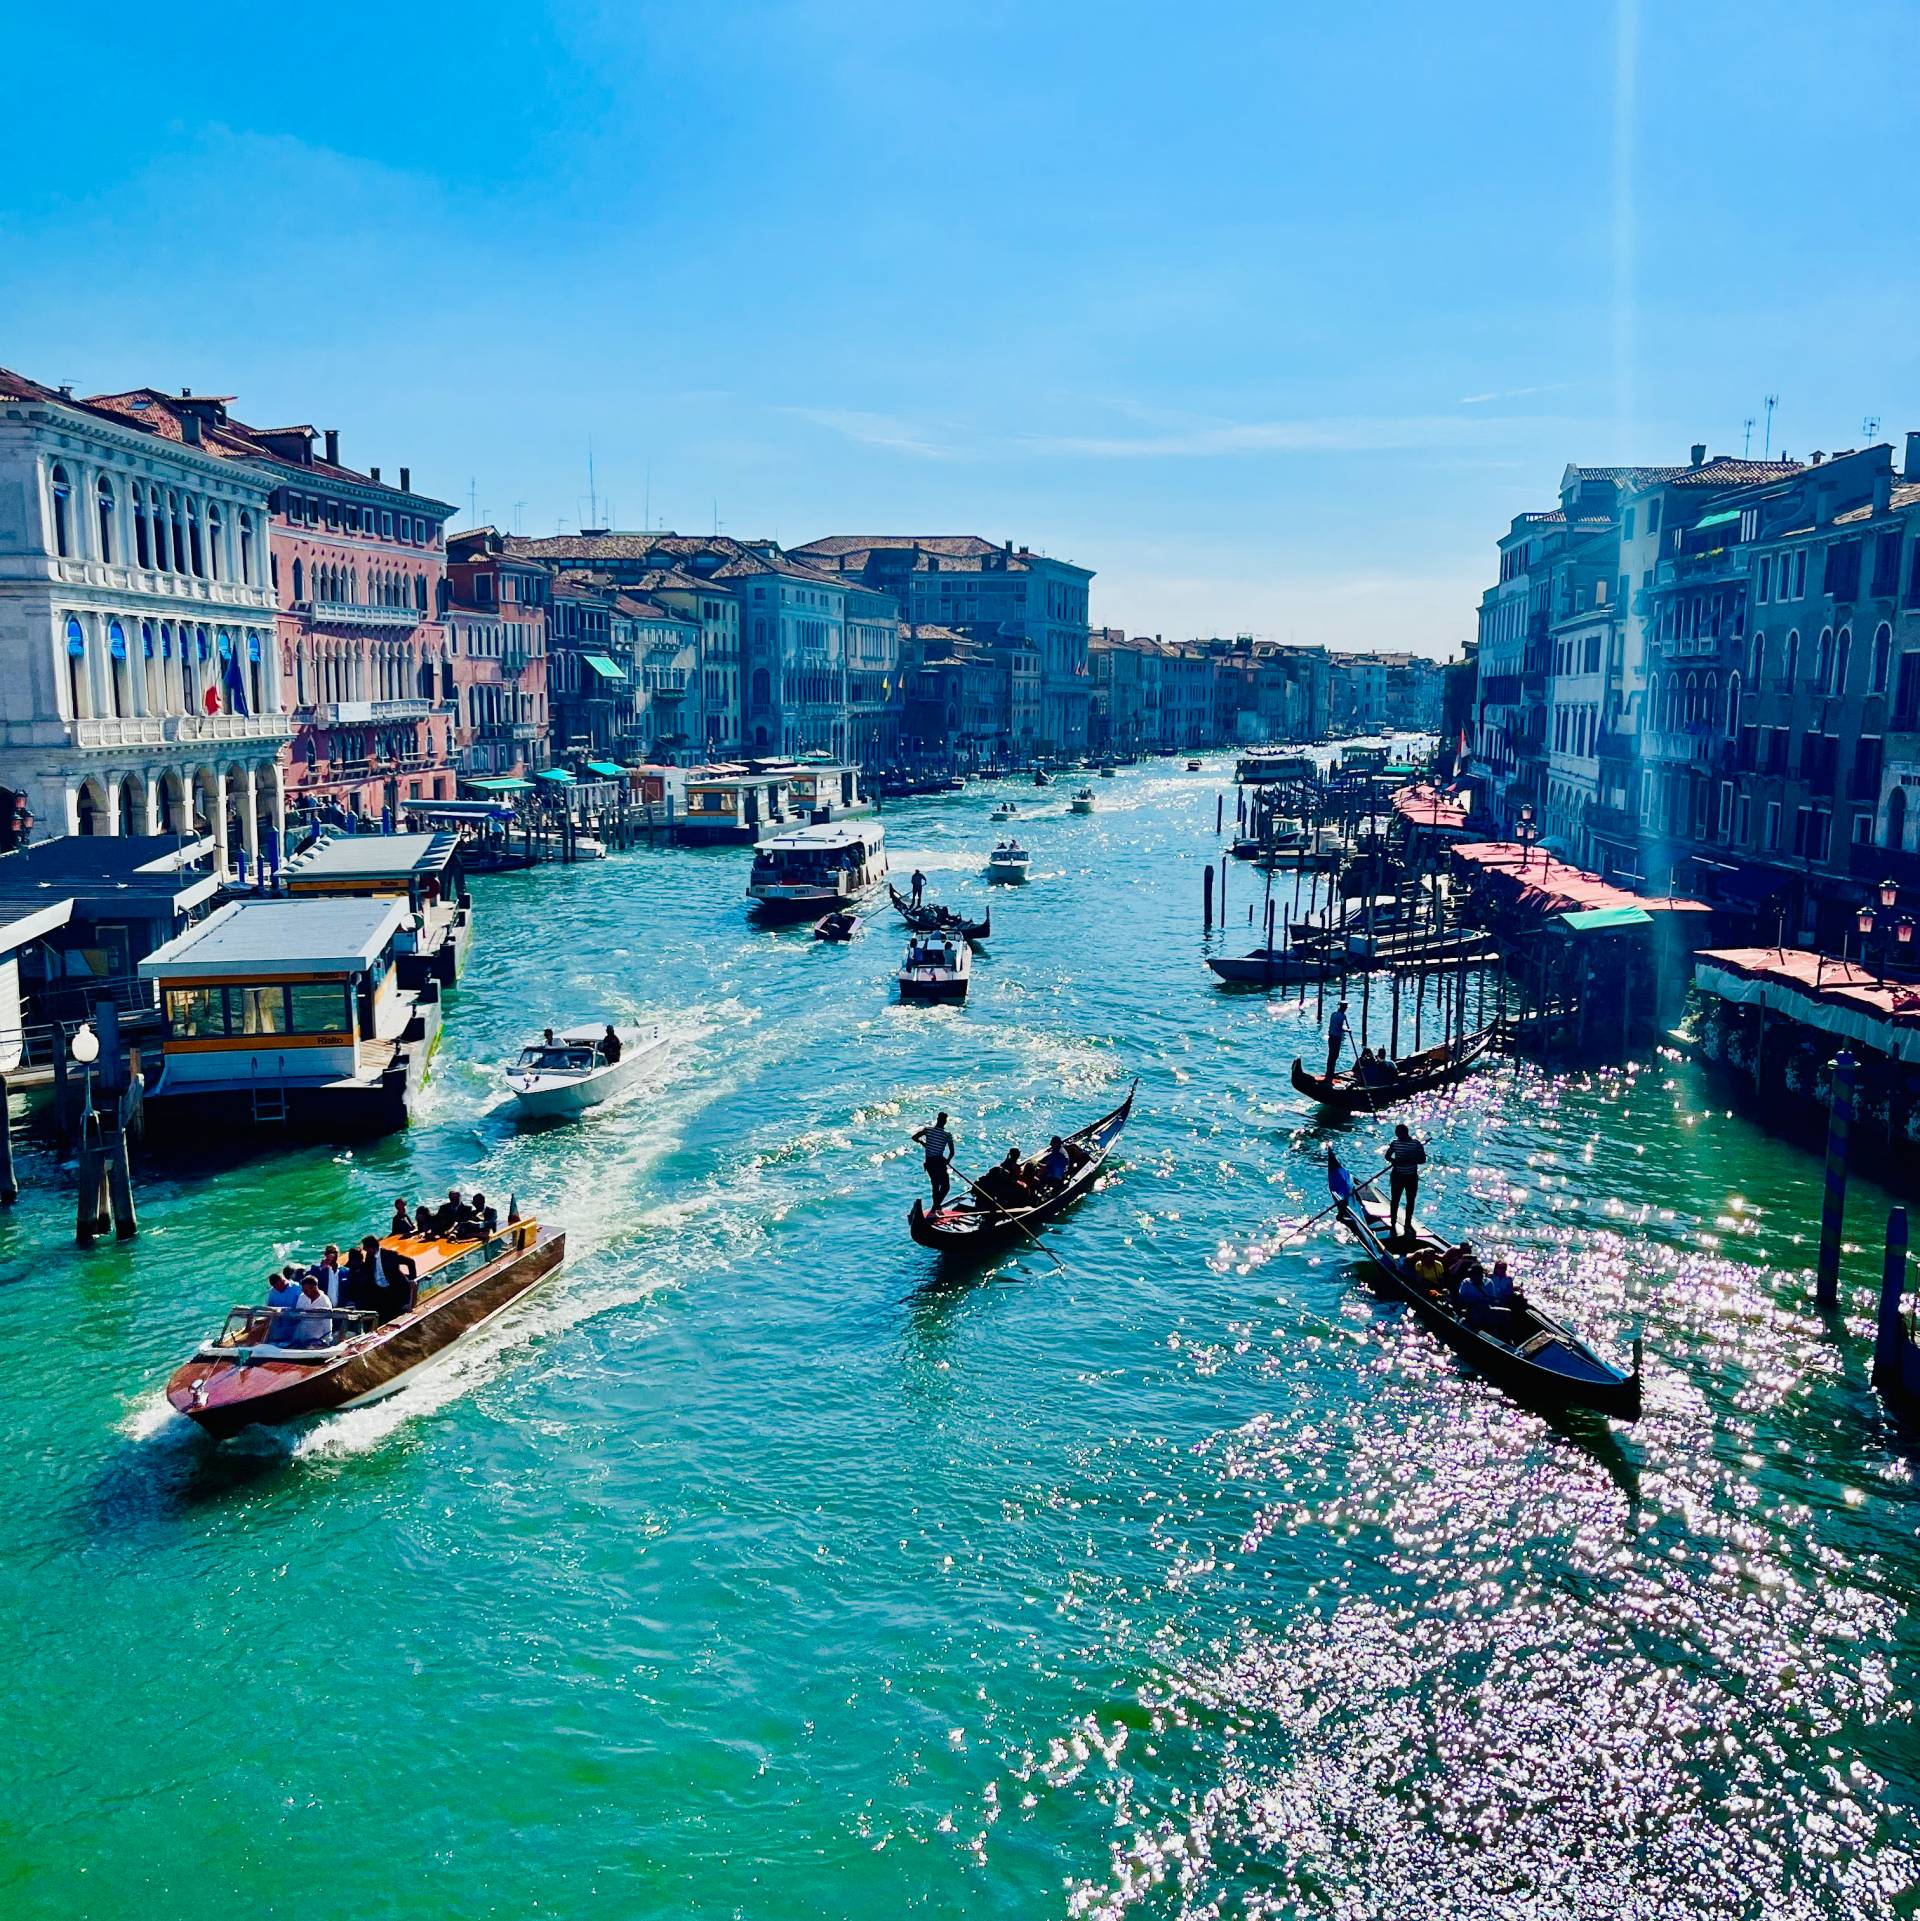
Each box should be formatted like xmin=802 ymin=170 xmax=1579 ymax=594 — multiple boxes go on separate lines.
xmin=2 ymin=762 xmax=1916 ymax=1919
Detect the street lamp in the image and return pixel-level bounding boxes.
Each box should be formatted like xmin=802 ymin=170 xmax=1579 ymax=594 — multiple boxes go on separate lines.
xmin=1879 ymin=877 xmax=1900 ymax=911
xmin=70 ymin=1020 xmax=100 ymax=1129
xmin=1515 ymin=802 xmax=1540 ymax=872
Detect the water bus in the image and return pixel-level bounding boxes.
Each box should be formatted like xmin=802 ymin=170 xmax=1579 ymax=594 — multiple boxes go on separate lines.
xmin=1235 ymin=749 xmax=1316 ymax=786
xmin=747 ymin=822 xmax=887 ymax=923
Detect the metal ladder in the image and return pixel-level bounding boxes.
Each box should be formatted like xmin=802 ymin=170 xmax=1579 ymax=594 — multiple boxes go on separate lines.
xmin=250 ymin=1059 xmax=289 ymax=1125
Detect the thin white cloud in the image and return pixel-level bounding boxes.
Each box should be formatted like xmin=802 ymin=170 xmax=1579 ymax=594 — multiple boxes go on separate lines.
xmin=779 ymin=406 xmax=961 ymax=460
xmin=1458 ymin=381 xmax=1575 ymax=407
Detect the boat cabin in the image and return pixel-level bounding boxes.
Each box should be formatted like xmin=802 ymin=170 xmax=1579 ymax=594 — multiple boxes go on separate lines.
xmin=1236 ymin=750 xmax=1315 ymax=786
xmin=676 ymin=764 xmax=796 ymax=845
xmin=783 ymin=763 xmax=868 ymax=822
xmin=748 ymin=822 xmax=887 ymax=915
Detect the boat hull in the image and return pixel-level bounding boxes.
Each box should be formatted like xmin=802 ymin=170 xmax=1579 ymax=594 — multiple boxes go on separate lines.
xmin=507 ymin=1033 xmax=670 ymax=1120
xmin=167 ymin=1224 xmax=567 ymax=1438
xmin=898 ymin=975 xmax=968 ymax=1002
xmin=1290 ymin=1030 xmax=1495 ymax=1113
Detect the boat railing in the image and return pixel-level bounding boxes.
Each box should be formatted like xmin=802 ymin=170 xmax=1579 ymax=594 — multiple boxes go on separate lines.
xmin=209 ymin=1304 xmax=381 ymax=1354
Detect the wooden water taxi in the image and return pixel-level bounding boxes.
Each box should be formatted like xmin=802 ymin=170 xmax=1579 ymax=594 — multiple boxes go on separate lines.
xmin=908 ymin=1084 xmax=1134 ymax=1253
xmin=166 ymin=1216 xmax=567 ymax=1439
xmin=1206 ymin=946 xmax=1340 ymax=986
xmin=1324 ymin=1149 xmax=1641 ymax=1421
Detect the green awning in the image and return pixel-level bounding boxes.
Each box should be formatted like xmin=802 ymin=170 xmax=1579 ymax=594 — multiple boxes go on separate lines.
xmin=1694 ymin=508 xmax=1740 ymax=530
xmin=535 ymin=768 xmax=576 ymax=785
xmin=581 ymin=654 xmax=628 ymax=682
xmin=1555 ymin=905 xmax=1653 ymax=934
xmin=583 ymin=759 xmax=627 ymax=779
xmin=467 ymin=776 xmax=534 ymax=793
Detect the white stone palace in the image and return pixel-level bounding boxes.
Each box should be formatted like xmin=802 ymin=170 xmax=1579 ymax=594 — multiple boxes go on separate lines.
xmin=0 ymin=369 xmax=290 ymax=873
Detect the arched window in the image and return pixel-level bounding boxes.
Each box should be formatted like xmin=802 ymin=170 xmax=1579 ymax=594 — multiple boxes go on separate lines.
xmin=50 ymin=465 xmax=72 ymax=556
xmin=238 ymin=511 xmax=255 ymax=585
xmin=292 ymin=556 xmax=305 ymax=603
xmin=107 ymin=619 xmax=130 ymax=717
xmin=1685 ymin=671 xmax=1700 ymax=726
xmin=170 ymin=493 xmax=187 ymax=575
xmin=1831 ymin=626 xmax=1851 ymax=696
xmin=149 ymin=487 xmax=169 ymax=571
xmin=134 ymin=489 xmax=152 ymax=568
xmin=64 ymin=615 xmax=87 ymax=719
xmin=186 ymin=500 xmax=204 ymax=577
xmin=248 ymin=630 xmax=263 ymax=713
xmin=1784 ymin=630 xmax=1801 ymax=683
xmin=1750 ymin=632 xmax=1767 ymax=682
xmin=1871 ymin=622 xmax=1893 ymax=695
xmin=1724 ymin=670 xmax=1742 ymax=736
xmin=1888 ymin=783 xmax=1909 ymax=852
xmin=206 ymin=502 xmax=223 ymax=580
xmin=1814 ymin=626 xmax=1833 ymax=689
xmin=96 ymin=476 xmax=115 ymax=561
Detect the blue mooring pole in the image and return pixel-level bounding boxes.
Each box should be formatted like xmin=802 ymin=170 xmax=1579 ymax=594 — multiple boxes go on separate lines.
xmin=1816 ymin=1048 xmax=1856 ymax=1311
xmin=1873 ymin=1206 xmax=1910 ymax=1395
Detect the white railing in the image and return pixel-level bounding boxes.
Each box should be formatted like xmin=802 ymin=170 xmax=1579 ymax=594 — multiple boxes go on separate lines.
xmin=310 ymin=599 xmax=422 ymax=630
xmin=71 ymin=711 xmax=292 ymax=749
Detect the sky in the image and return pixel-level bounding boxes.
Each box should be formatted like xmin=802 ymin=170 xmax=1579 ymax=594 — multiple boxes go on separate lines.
xmin=4 ymin=0 xmax=1918 ymax=658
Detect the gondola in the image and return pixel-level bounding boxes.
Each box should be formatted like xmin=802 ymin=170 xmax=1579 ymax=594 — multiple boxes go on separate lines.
xmin=908 ymin=1083 xmax=1135 ymax=1254
xmin=1206 ymin=946 xmax=1340 ymax=986
xmin=888 ymin=885 xmax=990 ymax=943
xmin=1290 ymin=1027 xmax=1496 ymax=1112
xmin=1323 ymin=1148 xmax=1641 ymax=1420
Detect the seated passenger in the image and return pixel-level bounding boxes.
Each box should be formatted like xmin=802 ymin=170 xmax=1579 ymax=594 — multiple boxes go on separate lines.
xmin=264 ymin=1270 xmax=305 ymax=1343
xmin=294 ymin=1272 xmax=335 ymax=1347
xmin=1456 ymin=1270 xmax=1494 ymax=1330
xmin=1439 ymin=1239 xmax=1478 ymax=1288
xmin=468 ymin=1190 xmax=499 ymax=1236
xmin=979 ymin=1149 xmax=1028 ymax=1210
xmin=1410 ymin=1249 xmax=1448 ymax=1298
xmin=1483 ymin=1258 xmax=1516 ymax=1310
xmin=1037 ymin=1135 xmax=1072 ymax=1187
xmin=601 ymin=1024 xmax=623 ymax=1064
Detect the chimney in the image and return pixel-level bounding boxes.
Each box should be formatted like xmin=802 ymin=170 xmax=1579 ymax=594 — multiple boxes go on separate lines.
xmin=180 ymin=412 xmax=202 ymax=447
xmin=1690 ymin=443 xmax=1707 ymax=468
xmin=1906 ymin=431 xmax=1920 ymax=481
xmin=399 ymin=465 xmax=411 ymax=492
xmin=324 ymin=428 xmax=339 ymax=464
xmin=57 ymin=384 xmax=72 ymax=399
xmin=1810 ymin=450 xmax=1824 ymax=466
xmin=370 ymin=465 xmax=381 ymax=484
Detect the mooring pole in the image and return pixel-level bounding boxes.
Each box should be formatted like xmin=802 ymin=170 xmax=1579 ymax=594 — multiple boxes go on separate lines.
xmin=1816 ymin=1049 xmax=1856 ymax=1311
xmin=1216 ymin=793 xmax=1224 ymax=836
xmin=1219 ymin=855 xmax=1228 ymax=923
xmin=1873 ymin=1206 xmax=1910 ymax=1394
xmin=1202 ymin=864 xmax=1214 ymax=931
xmin=0 ymin=1070 xmax=15 ymax=1204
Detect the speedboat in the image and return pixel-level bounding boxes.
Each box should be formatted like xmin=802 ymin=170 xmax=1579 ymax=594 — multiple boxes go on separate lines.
xmin=1070 ymin=788 xmax=1095 ymax=814
xmin=1098 ymin=763 xmax=1116 ymax=779
xmin=165 ymin=1213 xmax=566 ymax=1438
xmin=814 ymin=908 xmax=860 ymax=941
xmin=898 ymin=932 xmax=970 ymax=1003
xmin=1186 ymin=759 xmax=1203 ymax=772
xmin=991 ymin=801 xmax=1018 ymax=823
xmin=507 ymin=1023 xmax=670 ymax=1121
xmin=987 ymin=840 xmax=1031 ymax=882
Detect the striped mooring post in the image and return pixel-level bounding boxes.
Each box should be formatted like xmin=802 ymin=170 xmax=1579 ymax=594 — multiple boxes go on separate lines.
xmin=1816 ymin=1048 xmax=1856 ymax=1311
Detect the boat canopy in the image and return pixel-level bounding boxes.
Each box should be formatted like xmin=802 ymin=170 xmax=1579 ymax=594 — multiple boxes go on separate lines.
xmin=465 ymin=777 xmax=535 ymax=794
xmin=583 ymin=760 xmax=628 ymax=779
xmin=535 ymin=768 xmax=576 ymax=785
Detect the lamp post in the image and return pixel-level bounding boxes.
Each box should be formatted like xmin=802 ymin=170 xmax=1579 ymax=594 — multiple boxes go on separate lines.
xmin=1515 ymin=802 xmax=1540 ymax=873
xmin=69 ymin=1020 xmax=99 ymax=1123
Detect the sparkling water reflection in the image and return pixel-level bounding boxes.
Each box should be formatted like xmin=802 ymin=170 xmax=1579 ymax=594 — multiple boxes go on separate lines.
xmin=0 ymin=759 xmax=1913 ymax=1918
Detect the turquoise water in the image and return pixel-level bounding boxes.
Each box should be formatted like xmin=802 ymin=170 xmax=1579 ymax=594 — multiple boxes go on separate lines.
xmin=2 ymin=763 xmax=1916 ymax=1919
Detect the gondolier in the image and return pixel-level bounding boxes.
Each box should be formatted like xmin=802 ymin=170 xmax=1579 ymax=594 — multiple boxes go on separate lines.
xmin=1325 ymin=1001 xmax=1350 ymax=1078
xmin=910 ymin=868 xmax=927 ymax=907
xmin=912 ymin=1111 xmax=956 ymax=1208
xmin=1384 ymin=1122 xmax=1426 ymax=1237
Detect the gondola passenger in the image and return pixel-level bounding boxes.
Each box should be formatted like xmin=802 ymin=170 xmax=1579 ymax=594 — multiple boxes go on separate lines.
xmin=1037 ymin=1135 xmax=1072 ymax=1188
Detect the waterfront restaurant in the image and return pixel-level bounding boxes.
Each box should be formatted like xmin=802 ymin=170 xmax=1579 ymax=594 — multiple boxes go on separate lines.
xmin=137 ymin=897 xmax=443 ymax=1141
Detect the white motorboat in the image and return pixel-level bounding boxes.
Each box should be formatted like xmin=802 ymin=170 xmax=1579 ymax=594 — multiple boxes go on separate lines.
xmin=507 ymin=1023 xmax=670 ymax=1121
xmin=898 ymin=932 xmax=970 ymax=1003
xmin=987 ymin=839 xmax=1030 ymax=882
xmin=1070 ymin=788 xmax=1095 ymax=814
xmin=991 ymin=801 xmax=1019 ymax=823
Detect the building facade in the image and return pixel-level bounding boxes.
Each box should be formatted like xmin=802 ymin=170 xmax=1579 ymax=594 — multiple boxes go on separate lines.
xmin=0 ymin=370 xmax=290 ymax=873
xmin=445 ymin=529 xmax=552 ymax=782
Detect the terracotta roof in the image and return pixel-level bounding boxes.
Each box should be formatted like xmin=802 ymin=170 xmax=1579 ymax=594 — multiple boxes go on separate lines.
xmin=1664 ymin=458 xmax=1804 ymax=489
xmin=795 ymin=534 xmax=1006 ymax=560
xmin=1573 ymin=464 xmax=1690 ymax=489
xmin=1833 ymin=481 xmax=1920 ymax=525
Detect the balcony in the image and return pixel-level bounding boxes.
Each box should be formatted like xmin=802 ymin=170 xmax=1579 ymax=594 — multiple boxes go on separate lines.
xmin=70 ymin=711 xmax=293 ymax=750
xmin=372 ymin=698 xmax=432 ymax=721
xmin=308 ymin=598 xmax=424 ymax=631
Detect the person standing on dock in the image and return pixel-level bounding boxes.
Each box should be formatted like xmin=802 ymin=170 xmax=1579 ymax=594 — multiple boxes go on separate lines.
xmin=912 ymin=1111 xmax=955 ymax=1209
xmin=1325 ymin=1001 xmax=1350 ymax=1079
xmin=1384 ymin=1123 xmax=1426 ymax=1239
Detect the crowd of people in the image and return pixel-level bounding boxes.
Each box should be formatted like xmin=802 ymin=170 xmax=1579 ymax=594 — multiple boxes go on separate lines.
xmin=256 ymin=1188 xmax=503 ymax=1347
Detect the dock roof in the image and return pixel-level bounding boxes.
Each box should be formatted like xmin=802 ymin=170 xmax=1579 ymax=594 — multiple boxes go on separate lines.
xmin=280 ymin=831 xmax=461 ymax=887
xmin=139 ymin=898 xmax=408 ymax=980
xmin=1695 ymin=948 xmax=1920 ymax=1063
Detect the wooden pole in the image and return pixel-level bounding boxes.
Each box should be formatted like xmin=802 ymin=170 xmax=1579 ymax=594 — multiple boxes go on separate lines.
xmin=1202 ymin=865 xmax=1214 ymax=931
xmin=1390 ymin=967 xmax=1401 ymax=1060
xmin=0 ymin=1070 xmax=15 ymax=1205
xmin=1873 ymin=1206 xmax=1911 ymax=1393
xmin=105 ymin=1121 xmax=138 ymax=1240
xmin=1816 ymin=1049 xmax=1856 ymax=1311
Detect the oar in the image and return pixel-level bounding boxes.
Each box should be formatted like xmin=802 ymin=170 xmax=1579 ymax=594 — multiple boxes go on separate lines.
xmin=1281 ymin=1166 xmax=1386 ymax=1246
xmin=952 ymin=1165 xmax=1068 ymax=1274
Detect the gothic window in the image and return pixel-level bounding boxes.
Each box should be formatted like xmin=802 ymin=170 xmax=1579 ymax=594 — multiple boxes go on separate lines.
xmin=206 ymin=503 xmax=223 ymax=580
xmin=1870 ymin=622 xmax=1893 ymax=695
xmin=51 ymin=465 xmax=72 ymax=555
xmin=238 ymin=511 xmax=255 ymax=585
xmin=96 ymin=476 xmax=116 ymax=561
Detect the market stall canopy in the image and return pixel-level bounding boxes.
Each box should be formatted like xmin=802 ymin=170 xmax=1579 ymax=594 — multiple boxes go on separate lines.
xmin=1695 ymin=947 xmax=1920 ymax=1064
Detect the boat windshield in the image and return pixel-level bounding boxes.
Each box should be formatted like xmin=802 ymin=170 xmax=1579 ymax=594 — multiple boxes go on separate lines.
xmin=211 ymin=1304 xmax=378 ymax=1352
xmin=518 ymin=1044 xmax=597 ymax=1073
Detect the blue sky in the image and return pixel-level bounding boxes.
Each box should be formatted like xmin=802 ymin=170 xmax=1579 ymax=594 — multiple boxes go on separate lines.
xmin=5 ymin=0 xmax=1917 ymax=656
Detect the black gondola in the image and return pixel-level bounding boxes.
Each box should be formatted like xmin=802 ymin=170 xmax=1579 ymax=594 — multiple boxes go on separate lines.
xmin=908 ymin=1083 xmax=1135 ymax=1253
xmin=1290 ymin=1027 xmax=1496 ymax=1113
xmin=888 ymin=885 xmax=990 ymax=943
xmin=1323 ymin=1147 xmax=1642 ymax=1420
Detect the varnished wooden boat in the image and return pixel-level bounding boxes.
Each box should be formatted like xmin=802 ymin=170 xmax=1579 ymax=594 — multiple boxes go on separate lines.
xmin=166 ymin=1217 xmax=566 ymax=1438
xmin=908 ymin=1084 xmax=1134 ymax=1253
xmin=1290 ymin=1027 xmax=1496 ymax=1112
xmin=1325 ymin=1148 xmax=1641 ymax=1420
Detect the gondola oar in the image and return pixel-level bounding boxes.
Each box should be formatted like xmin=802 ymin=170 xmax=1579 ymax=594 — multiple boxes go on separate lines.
xmin=1280 ymin=1165 xmax=1386 ymax=1246
xmin=952 ymin=1166 xmax=1067 ymax=1274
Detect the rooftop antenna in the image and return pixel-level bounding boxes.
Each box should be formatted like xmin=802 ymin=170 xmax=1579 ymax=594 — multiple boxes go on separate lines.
xmin=512 ymin=500 xmax=526 ymax=534
xmin=1743 ymin=416 xmax=1755 ymax=457
xmin=1862 ymin=415 xmax=1882 ymax=443
xmin=468 ymin=478 xmax=478 ymax=524
xmin=1762 ymin=394 xmax=1779 ymax=457
xmin=587 ymin=438 xmax=599 ymax=528
xmin=645 ymin=465 xmax=651 ymax=533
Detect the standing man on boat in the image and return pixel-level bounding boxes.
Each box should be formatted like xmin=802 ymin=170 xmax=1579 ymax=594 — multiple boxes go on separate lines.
xmin=912 ymin=1111 xmax=955 ymax=1210
xmin=910 ymin=867 xmax=927 ymax=908
xmin=1325 ymin=1000 xmax=1350 ymax=1079
xmin=1384 ymin=1123 xmax=1426 ymax=1239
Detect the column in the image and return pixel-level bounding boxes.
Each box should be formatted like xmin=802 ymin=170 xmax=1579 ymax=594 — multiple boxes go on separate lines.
xmin=269 ymin=759 xmax=286 ymax=845
xmin=211 ymin=770 xmax=230 ymax=877
xmin=141 ymin=771 xmax=162 ymax=835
